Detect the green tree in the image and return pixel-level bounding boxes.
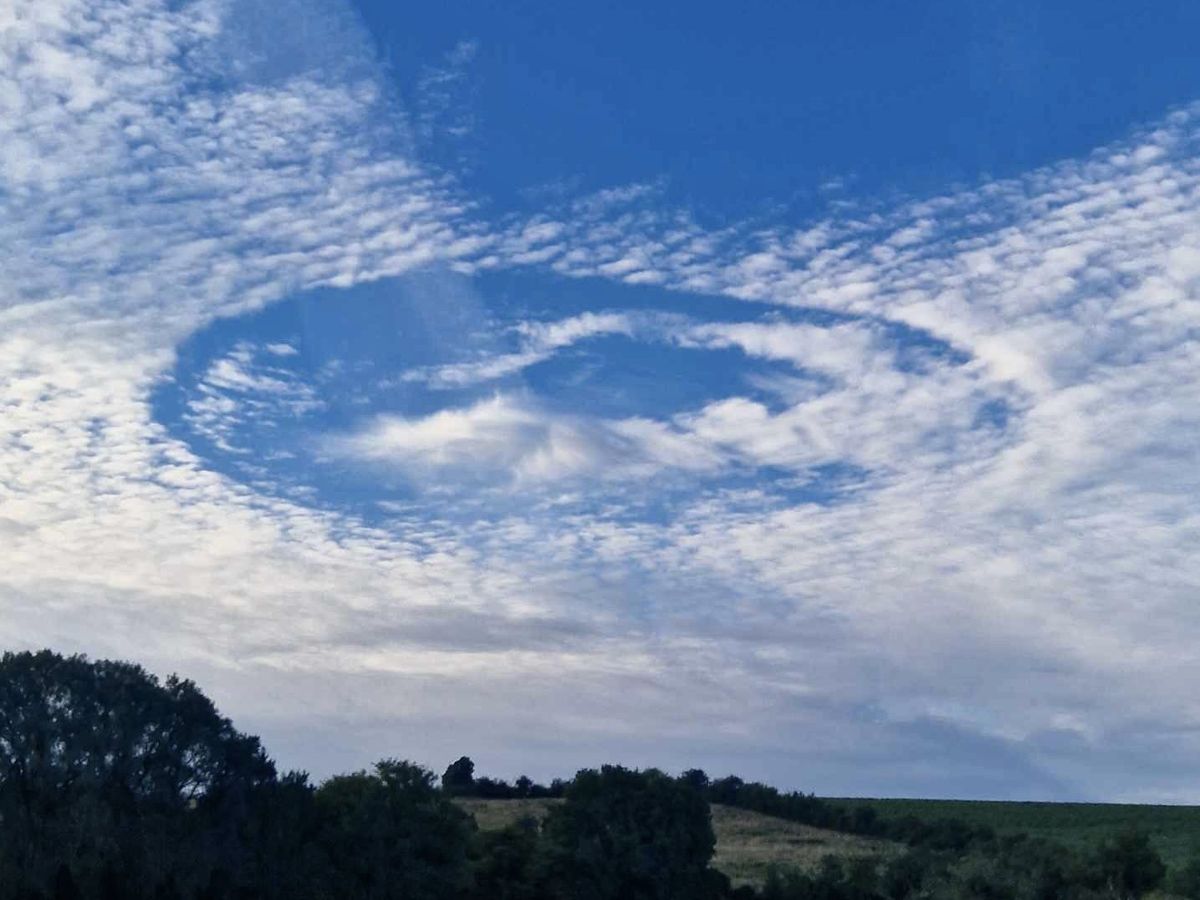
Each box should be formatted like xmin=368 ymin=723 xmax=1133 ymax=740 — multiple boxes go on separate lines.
xmin=1168 ymin=856 xmax=1200 ymax=899
xmin=315 ymin=759 xmax=475 ymax=900
xmin=0 ymin=650 xmax=276 ymax=900
xmin=1092 ymin=830 xmax=1165 ymax=900
xmin=541 ymin=765 xmax=723 ymax=900
xmin=469 ymin=819 xmax=549 ymax=900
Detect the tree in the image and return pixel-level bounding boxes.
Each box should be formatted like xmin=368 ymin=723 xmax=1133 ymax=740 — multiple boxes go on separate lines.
xmin=315 ymin=759 xmax=475 ymax=900
xmin=0 ymin=649 xmax=277 ymax=900
xmin=1168 ymin=855 xmax=1200 ymax=899
xmin=442 ymin=755 xmax=477 ymax=796
xmin=1092 ymin=830 xmax=1165 ymax=900
xmin=881 ymin=851 xmax=931 ymax=900
xmin=469 ymin=819 xmax=549 ymax=900
xmin=541 ymin=765 xmax=723 ymax=900
xmin=708 ymin=775 xmax=745 ymax=805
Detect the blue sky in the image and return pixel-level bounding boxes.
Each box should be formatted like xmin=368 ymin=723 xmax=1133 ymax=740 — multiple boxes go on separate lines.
xmin=2 ymin=0 xmax=1200 ymax=801
xmin=359 ymin=0 xmax=1200 ymax=213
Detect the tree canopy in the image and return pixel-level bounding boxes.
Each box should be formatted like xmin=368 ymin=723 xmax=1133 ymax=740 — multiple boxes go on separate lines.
xmin=0 ymin=650 xmax=277 ymax=899
xmin=541 ymin=765 xmax=725 ymax=900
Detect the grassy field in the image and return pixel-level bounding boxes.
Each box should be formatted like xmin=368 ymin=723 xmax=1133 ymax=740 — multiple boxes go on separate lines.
xmin=455 ymin=798 xmax=898 ymax=888
xmin=456 ymin=797 xmax=560 ymax=832
xmin=831 ymin=798 xmax=1200 ymax=870
xmin=710 ymin=804 xmax=898 ymax=887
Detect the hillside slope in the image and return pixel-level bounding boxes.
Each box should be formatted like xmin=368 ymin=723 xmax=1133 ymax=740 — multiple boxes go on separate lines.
xmin=456 ymin=798 xmax=899 ymax=888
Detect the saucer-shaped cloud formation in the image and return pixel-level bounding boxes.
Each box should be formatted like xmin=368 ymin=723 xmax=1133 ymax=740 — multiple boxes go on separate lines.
xmin=2 ymin=0 xmax=1199 ymax=800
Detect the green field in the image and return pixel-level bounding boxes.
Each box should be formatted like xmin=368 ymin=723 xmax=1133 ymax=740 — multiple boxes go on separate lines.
xmin=456 ymin=798 xmax=898 ymax=888
xmin=831 ymin=798 xmax=1200 ymax=870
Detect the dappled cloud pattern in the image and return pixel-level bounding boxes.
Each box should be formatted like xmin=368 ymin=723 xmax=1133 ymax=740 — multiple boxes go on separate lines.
xmin=2 ymin=0 xmax=1200 ymax=799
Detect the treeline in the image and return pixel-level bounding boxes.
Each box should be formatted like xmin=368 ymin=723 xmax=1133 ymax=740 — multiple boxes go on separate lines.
xmin=439 ymin=755 xmax=567 ymax=799
xmin=0 ymin=651 xmax=726 ymax=900
xmin=0 ymin=650 xmax=1192 ymax=900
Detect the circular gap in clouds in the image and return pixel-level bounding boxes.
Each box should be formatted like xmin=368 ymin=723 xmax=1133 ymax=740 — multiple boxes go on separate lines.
xmin=151 ymin=268 xmax=993 ymax=524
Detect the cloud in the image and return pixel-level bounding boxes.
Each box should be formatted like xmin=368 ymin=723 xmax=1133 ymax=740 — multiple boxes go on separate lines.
xmin=402 ymin=311 xmax=636 ymax=387
xmin=183 ymin=342 xmax=324 ymax=454
xmin=678 ymin=320 xmax=883 ymax=380
xmin=323 ymin=392 xmax=725 ymax=486
xmin=2 ymin=0 xmax=1200 ymax=801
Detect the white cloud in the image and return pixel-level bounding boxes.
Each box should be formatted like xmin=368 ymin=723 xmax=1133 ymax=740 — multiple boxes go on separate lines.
xmin=324 ymin=392 xmax=726 ymax=485
xmin=679 ymin=320 xmax=883 ymax=380
xmin=2 ymin=0 xmax=1200 ymax=799
xmin=182 ymin=342 xmax=324 ymax=453
xmin=404 ymin=311 xmax=636 ymax=387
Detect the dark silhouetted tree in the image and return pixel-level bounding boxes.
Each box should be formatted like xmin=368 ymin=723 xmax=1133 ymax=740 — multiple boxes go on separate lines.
xmin=442 ymin=755 xmax=477 ymax=796
xmin=541 ymin=765 xmax=724 ymax=900
xmin=315 ymin=759 xmax=475 ymax=900
xmin=0 ymin=649 xmax=277 ymax=900
xmin=469 ymin=818 xmax=549 ymax=900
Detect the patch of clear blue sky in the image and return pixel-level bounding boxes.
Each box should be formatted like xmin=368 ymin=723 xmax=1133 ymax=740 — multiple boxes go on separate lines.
xmin=152 ymin=271 xmax=920 ymax=522
xmin=354 ymin=0 xmax=1200 ymax=220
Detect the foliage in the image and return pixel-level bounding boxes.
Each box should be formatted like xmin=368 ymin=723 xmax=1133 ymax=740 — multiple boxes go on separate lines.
xmin=0 ymin=649 xmax=277 ymax=900
xmin=1089 ymin=829 xmax=1165 ymax=900
xmin=0 ymin=648 xmax=1183 ymax=900
xmin=540 ymin=765 xmax=727 ymax=900
xmin=832 ymin=797 xmax=1200 ymax=870
xmin=314 ymin=759 xmax=475 ymax=900
xmin=442 ymin=755 xmax=476 ymax=796
xmin=467 ymin=819 xmax=547 ymax=900
xmin=1167 ymin=854 xmax=1200 ymax=898
xmin=439 ymin=755 xmax=563 ymax=800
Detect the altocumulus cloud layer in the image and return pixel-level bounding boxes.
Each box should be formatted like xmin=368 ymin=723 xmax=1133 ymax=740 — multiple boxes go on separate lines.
xmin=2 ymin=0 xmax=1200 ymax=800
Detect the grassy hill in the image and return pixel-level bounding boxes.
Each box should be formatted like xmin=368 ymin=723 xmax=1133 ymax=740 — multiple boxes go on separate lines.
xmin=456 ymin=798 xmax=899 ymax=888
xmin=832 ymin=798 xmax=1200 ymax=870
xmin=459 ymin=795 xmax=1200 ymax=887
xmin=709 ymin=804 xmax=899 ymax=888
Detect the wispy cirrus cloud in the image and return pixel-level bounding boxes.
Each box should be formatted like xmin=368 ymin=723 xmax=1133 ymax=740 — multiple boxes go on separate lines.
xmin=400 ymin=311 xmax=637 ymax=388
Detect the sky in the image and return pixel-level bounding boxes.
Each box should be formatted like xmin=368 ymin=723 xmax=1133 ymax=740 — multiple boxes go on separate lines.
xmin=2 ymin=0 xmax=1200 ymax=802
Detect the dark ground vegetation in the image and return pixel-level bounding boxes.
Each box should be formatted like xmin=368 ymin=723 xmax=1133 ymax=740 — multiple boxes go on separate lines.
xmin=0 ymin=650 xmax=1195 ymax=900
